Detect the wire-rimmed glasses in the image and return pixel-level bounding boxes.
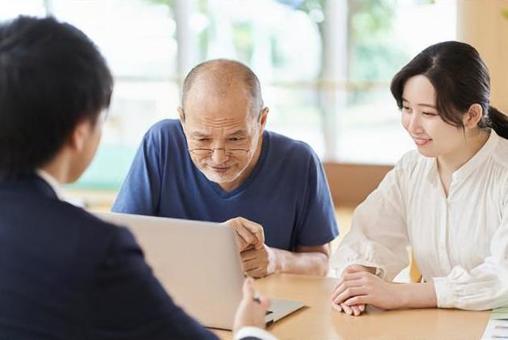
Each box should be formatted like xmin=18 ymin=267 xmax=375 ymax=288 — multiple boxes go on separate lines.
xmin=188 ymin=147 xmax=250 ymax=157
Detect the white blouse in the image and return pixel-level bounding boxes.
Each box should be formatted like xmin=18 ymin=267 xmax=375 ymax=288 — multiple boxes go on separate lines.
xmin=332 ymin=130 xmax=508 ymax=310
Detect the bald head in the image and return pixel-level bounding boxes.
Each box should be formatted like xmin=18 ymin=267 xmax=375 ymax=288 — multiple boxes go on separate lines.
xmin=181 ymin=59 xmax=263 ymax=119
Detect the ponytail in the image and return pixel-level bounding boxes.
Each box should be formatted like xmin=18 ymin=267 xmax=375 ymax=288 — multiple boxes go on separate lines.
xmin=485 ymin=106 xmax=508 ymax=139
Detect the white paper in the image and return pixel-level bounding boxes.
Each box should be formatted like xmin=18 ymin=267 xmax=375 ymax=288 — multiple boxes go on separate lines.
xmin=482 ymin=319 xmax=508 ymax=339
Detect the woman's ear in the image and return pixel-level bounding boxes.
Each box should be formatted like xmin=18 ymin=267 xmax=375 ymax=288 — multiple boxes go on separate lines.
xmin=463 ymin=104 xmax=483 ymax=129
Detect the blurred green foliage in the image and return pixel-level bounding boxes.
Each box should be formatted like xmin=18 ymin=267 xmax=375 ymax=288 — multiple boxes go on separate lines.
xmin=296 ymin=0 xmax=408 ymax=82
xmin=145 ymin=0 xmax=415 ymax=83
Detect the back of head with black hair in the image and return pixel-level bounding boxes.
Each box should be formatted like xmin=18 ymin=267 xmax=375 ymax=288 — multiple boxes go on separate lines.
xmin=0 ymin=16 xmax=113 ymax=179
xmin=390 ymin=41 xmax=508 ymax=139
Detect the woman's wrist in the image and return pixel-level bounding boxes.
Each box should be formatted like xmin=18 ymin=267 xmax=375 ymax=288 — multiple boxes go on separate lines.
xmin=398 ymin=282 xmax=437 ymax=309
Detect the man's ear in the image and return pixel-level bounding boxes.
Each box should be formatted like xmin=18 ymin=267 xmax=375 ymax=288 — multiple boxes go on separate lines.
xmin=67 ymin=119 xmax=90 ymax=152
xmin=259 ymin=107 xmax=269 ymax=128
xmin=178 ymin=106 xmax=185 ymax=123
xmin=463 ymin=103 xmax=483 ymax=129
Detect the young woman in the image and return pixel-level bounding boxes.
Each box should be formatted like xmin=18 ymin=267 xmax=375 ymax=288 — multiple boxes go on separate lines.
xmin=0 ymin=16 xmax=272 ymax=339
xmin=331 ymin=41 xmax=508 ymax=316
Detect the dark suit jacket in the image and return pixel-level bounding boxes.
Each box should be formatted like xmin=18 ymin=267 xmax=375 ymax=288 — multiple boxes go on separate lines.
xmin=0 ymin=175 xmax=219 ymax=340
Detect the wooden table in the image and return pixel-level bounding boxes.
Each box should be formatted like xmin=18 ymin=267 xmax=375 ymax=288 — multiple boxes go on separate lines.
xmin=214 ymin=274 xmax=490 ymax=340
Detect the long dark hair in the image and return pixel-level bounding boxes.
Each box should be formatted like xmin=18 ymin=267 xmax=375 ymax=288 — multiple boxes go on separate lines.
xmin=390 ymin=41 xmax=508 ymax=139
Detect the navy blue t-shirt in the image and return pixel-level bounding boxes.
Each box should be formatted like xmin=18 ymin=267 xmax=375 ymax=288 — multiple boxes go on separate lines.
xmin=113 ymin=119 xmax=338 ymax=251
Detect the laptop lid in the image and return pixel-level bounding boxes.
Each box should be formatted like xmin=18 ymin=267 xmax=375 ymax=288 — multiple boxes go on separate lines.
xmin=95 ymin=212 xmax=304 ymax=330
xmin=95 ymin=212 xmax=243 ymax=330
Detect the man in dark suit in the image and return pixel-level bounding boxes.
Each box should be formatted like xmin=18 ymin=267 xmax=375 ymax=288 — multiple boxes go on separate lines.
xmin=0 ymin=16 xmax=273 ymax=340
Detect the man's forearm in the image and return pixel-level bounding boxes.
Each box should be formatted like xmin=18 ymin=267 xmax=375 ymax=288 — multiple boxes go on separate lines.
xmin=272 ymin=248 xmax=329 ymax=276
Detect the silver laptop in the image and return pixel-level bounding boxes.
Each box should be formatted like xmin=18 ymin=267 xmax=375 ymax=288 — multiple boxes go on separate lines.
xmin=95 ymin=212 xmax=304 ymax=330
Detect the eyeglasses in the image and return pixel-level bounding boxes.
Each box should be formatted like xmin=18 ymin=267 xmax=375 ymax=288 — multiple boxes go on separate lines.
xmin=188 ymin=147 xmax=250 ymax=157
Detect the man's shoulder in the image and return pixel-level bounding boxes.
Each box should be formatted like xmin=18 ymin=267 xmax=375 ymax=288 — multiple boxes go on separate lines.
xmin=265 ymin=130 xmax=316 ymax=159
xmin=141 ymin=119 xmax=186 ymax=152
xmin=0 ymin=193 xmax=129 ymax=263
xmin=145 ymin=119 xmax=182 ymax=138
xmin=51 ymin=200 xmax=124 ymax=238
xmin=45 ymin=202 xmax=138 ymax=260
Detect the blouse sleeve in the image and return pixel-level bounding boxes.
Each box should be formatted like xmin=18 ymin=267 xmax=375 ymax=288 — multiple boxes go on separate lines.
xmin=433 ymin=192 xmax=508 ymax=310
xmin=332 ymin=158 xmax=411 ymax=281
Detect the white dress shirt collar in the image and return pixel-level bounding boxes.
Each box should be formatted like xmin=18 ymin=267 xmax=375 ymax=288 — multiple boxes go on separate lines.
xmin=425 ymin=129 xmax=498 ymax=187
xmin=451 ymin=129 xmax=498 ymax=184
xmin=36 ymin=169 xmax=63 ymax=200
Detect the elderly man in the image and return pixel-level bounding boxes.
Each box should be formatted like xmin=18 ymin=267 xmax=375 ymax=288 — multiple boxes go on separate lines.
xmin=113 ymin=59 xmax=338 ymax=277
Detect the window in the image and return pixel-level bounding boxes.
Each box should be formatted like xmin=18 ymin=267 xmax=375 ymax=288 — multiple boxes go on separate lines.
xmin=1 ymin=0 xmax=457 ymax=191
